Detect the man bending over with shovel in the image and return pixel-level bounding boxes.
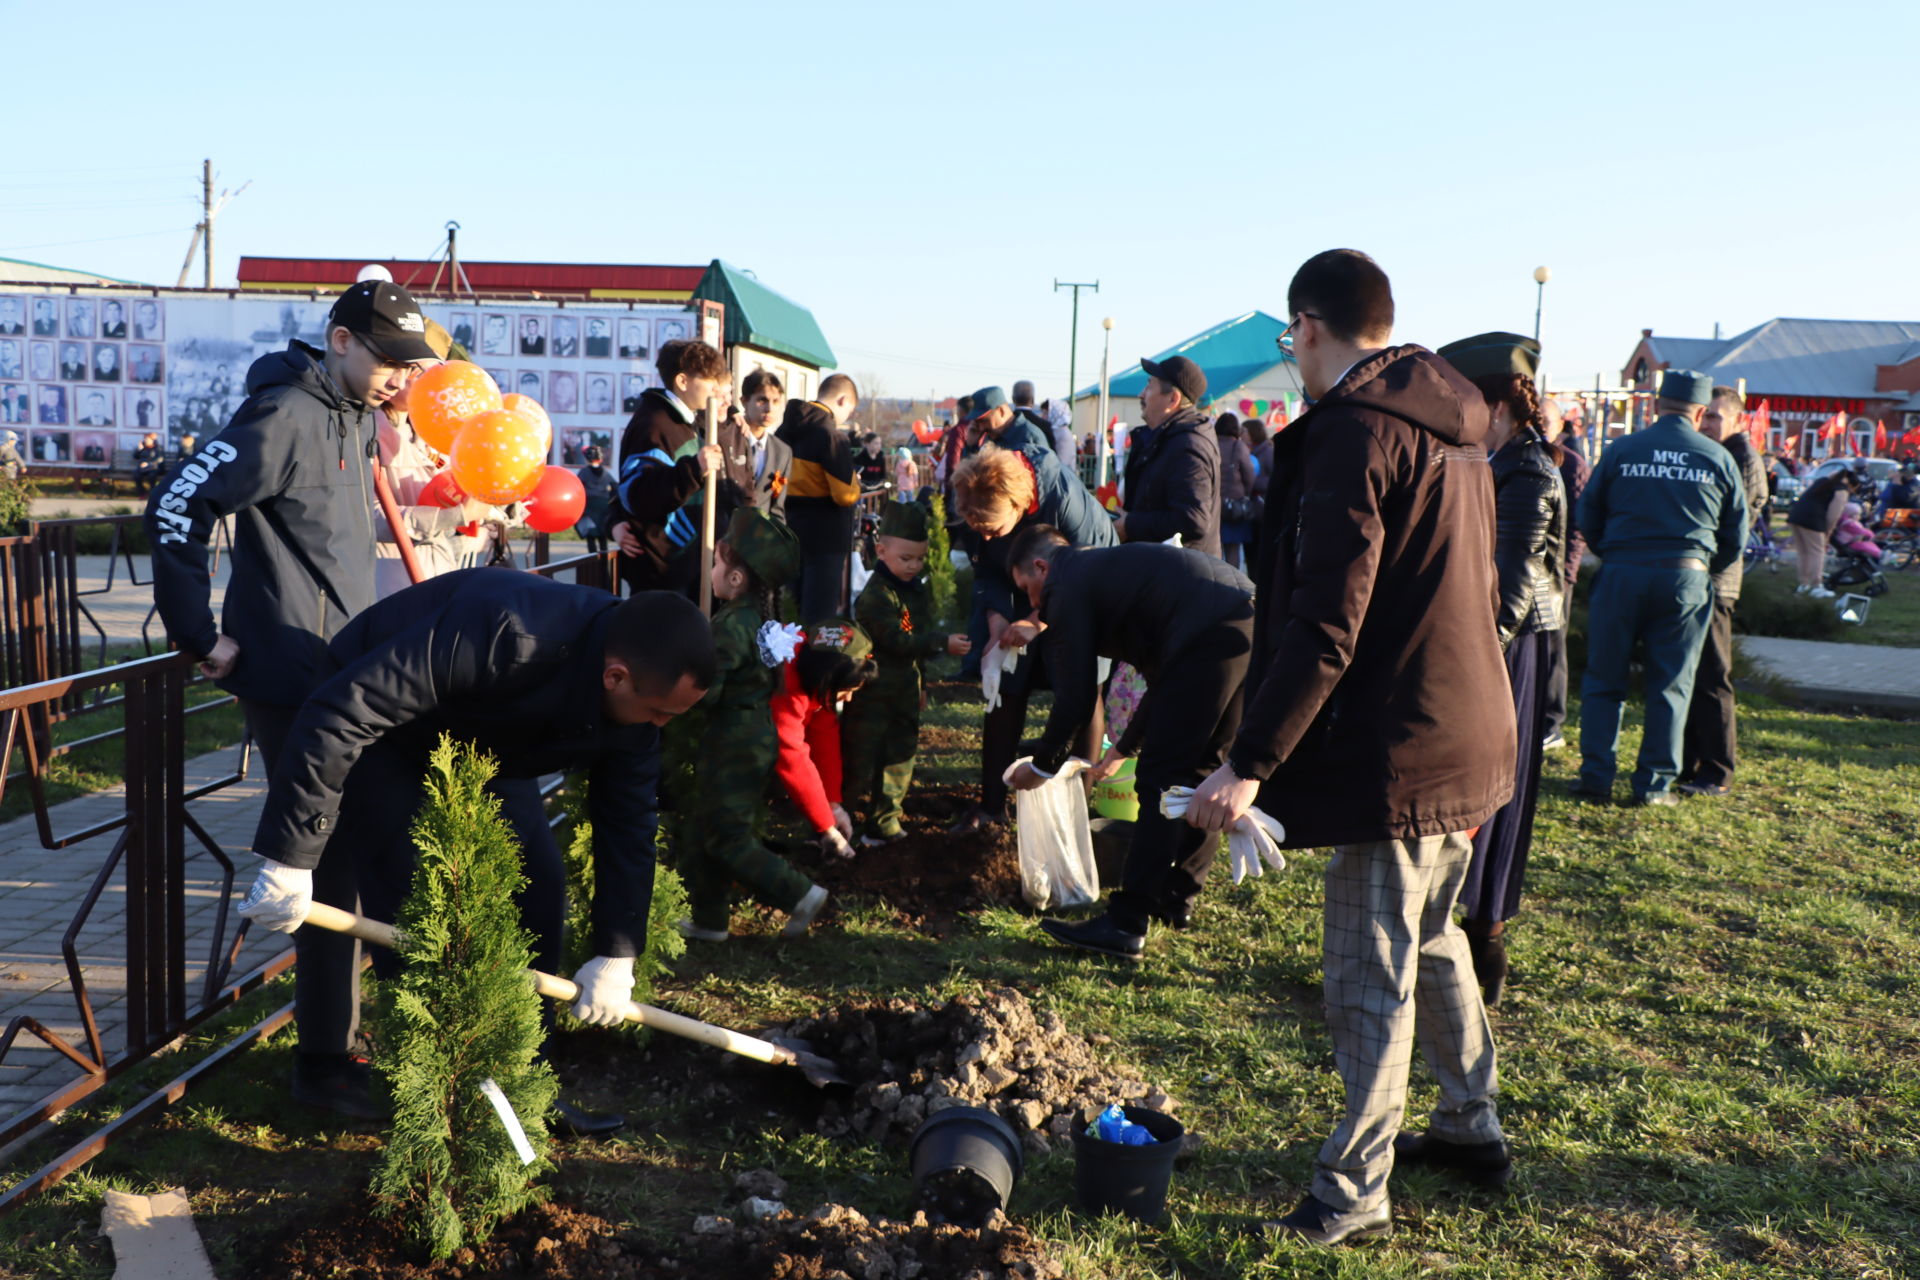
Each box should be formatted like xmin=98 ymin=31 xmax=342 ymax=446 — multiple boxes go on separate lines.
xmin=235 ymin=568 xmax=715 ymax=1134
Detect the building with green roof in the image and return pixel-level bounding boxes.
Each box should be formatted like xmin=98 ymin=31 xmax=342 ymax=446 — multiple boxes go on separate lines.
xmin=690 ymin=260 xmax=836 ymax=402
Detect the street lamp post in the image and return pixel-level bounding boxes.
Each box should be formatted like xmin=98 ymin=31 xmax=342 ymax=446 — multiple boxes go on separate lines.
xmin=1096 ymin=317 xmax=1114 ymax=488
xmin=1532 ymin=265 xmax=1551 ymax=343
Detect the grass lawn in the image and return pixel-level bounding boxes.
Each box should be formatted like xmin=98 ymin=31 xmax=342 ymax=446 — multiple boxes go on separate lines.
xmin=3 ymin=678 xmax=1917 ymax=1278
xmin=1736 ymin=554 xmax=1920 ymax=648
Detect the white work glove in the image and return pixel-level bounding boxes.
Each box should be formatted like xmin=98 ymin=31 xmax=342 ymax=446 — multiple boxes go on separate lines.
xmin=237 ymin=860 xmax=313 ymax=934
xmin=820 ymin=827 xmax=855 ymax=860
xmin=569 ymin=955 xmax=636 ymax=1027
xmin=1160 ymin=786 xmax=1288 ymax=884
xmin=980 ymin=642 xmax=1021 ymax=713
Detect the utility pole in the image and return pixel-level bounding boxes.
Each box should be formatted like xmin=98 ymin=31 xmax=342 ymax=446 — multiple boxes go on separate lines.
xmin=1054 ymin=278 xmax=1099 ymax=409
xmin=176 ymin=159 xmax=249 ymax=289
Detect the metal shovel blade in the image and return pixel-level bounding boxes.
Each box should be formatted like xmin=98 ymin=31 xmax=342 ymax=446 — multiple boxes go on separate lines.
xmin=766 ymin=1036 xmax=849 ymax=1088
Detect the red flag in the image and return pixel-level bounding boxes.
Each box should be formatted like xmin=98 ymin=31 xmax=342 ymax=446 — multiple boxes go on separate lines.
xmin=1748 ymin=400 xmax=1771 ymax=453
xmin=1785 ymin=430 xmax=1801 ymax=458
xmin=1875 ymin=420 xmax=1889 ymax=456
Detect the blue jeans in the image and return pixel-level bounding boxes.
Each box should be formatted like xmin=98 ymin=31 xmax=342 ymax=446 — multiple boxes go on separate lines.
xmin=1578 ymin=564 xmax=1714 ymax=798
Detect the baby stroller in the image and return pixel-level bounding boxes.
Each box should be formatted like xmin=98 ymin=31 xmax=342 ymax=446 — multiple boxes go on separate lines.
xmin=1826 ymin=514 xmax=1889 ymax=597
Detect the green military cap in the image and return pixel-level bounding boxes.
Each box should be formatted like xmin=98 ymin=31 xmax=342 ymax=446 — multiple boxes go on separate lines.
xmin=1658 ymin=368 xmax=1714 ymax=405
xmin=968 ymin=386 xmax=1009 ymax=420
xmin=1437 ymin=331 xmax=1540 ymax=381
xmin=724 ymin=506 xmax=801 ymax=587
xmin=877 ymin=500 xmax=929 ymax=542
xmin=807 ymin=617 xmax=873 ymax=664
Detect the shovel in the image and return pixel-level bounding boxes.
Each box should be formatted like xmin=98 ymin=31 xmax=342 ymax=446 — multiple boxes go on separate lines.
xmin=303 ymin=901 xmax=846 ymax=1088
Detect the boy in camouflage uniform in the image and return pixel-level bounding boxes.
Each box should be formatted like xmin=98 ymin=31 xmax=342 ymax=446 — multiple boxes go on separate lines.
xmin=843 ymin=501 xmax=970 ymax=845
xmin=678 ymin=507 xmax=823 ymax=940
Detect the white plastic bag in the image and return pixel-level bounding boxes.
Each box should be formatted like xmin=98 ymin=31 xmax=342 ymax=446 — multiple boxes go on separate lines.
xmin=849 ymin=550 xmax=874 ymax=597
xmin=1159 ymin=785 xmax=1288 ymax=884
xmin=1003 ymin=757 xmax=1099 ymax=909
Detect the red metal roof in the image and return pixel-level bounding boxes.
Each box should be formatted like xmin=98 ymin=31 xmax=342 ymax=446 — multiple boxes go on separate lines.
xmin=236 ymin=256 xmax=705 ymax=297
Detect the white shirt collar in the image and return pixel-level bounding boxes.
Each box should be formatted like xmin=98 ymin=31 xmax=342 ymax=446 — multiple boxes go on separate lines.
xmin=662 ymin=388 xmax=696 ymax=423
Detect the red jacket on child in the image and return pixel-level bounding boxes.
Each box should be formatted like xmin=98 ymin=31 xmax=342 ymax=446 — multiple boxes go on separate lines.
xmin=772 ymin=661 xmax=843 ymax=833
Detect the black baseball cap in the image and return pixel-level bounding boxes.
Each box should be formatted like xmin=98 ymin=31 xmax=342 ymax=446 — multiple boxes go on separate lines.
xmin=326 ymin=280 xmax=438 ymax=364
xmin=1139 ymin=354 xmax=1207 ymax=404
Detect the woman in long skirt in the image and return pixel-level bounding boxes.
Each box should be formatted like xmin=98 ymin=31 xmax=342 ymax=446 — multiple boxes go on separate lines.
xmin=1436 ymin=331 xmax=1571 ymax=1006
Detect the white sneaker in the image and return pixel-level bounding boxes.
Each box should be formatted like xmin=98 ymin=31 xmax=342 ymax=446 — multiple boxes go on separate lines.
xmin=780 ymin=885 xmax=829 ymax=938
xmin=676 ymin=919 xmax=729 ymax=943
xmin=1809 ymin=586 xmax=1835 ymax=599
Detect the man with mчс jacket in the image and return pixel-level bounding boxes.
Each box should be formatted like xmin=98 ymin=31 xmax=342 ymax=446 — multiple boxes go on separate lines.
xmin=1677 ymin=385 xmax=1771 ymax=796
xmin=234 ymin=570 xmax=715 ymax=1130
xmin=1118 ymin=354 xmax=1222 ymax=559
xmin=1003 ymin=533 xmax=1255 ymax=961
xmin=147 ymin=280 xmax=438 ymax=1113
xmin=1185 ymin=250 xmax=1516 ymax=1247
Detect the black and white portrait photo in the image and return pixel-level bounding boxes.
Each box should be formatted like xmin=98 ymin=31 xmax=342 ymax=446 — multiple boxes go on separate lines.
xmin=585 ymin=373 xmax=614 ymax=415
xmin=549 ymin=370 xmax=578 ymax=414
xmin=28 ymin=342 xmax=54 ymax=382
xmin=449 ymin=311 xmax=475 ymax=353
xmin=561 ymin=428 xmax=612 ymax=467
xmin=485 ymin=368 xmax=513 ymax=395
xmin=100 ymin=299 xmax=127 ymax=339
xmin=480 ymin=313 xmax=512 ymax=357
xmin=133 ymin=299 xmax=163 ymax=341
xmin=66 ymin=298 xmax=96 ymax=340
xmin=128 ymin=344 xmax=164 ymax=384
xmin=585 ymin=316 xmax=611 ymax=358
xmin=515 ymin=370 xmax=543 ymax=402
xmin=125 ymin=388 xmax=162 ymax=431
xmin=621 ymin=372 xmax=648 ymax=413
xmin=617 ymin=319 xmax=649 ymax=360
xmin=60 ymin=342 xmax=87 ymax=380
xmin=31 ymin=297 xmax=59 ymax=336
xmin=654 ymin=317 xmax=690 ymax=346
xmin=92 ymin=343 xmax=122 ymax=383
xmin=518 ymin=315 xmax=546 ymax=356
xmin=0 ymin=340 xmax=19 ymax=381
xmin=1 ymin=384 xmax=26 ymax=425
xmin=33 ymin=428 xmax=70 ymax=461
xmin=36 ymin=386 xmax=67 ymax=426
xmin=76 ymin=389 xmax=115 ymax=427
xmin=0 ymin=297 xmax=22 ymax=336
xmin=551 ymin=314 xmax=578 ymax=358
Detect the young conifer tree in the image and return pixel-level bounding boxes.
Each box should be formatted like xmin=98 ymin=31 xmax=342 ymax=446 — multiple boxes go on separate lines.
xmin=372 ymin=736 xmax=559 ymax=1260
xmin=926 ymin=493 xmax=957 ymax=627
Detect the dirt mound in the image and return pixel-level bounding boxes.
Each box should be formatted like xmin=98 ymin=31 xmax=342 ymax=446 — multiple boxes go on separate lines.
xmin=261 ymin=1198 xmax=1066 ymax=1279
xmin=785 ymin=987 xmax=1173 ymax=1157
xmin=795 ymin=782 xmax=1025 ymax=933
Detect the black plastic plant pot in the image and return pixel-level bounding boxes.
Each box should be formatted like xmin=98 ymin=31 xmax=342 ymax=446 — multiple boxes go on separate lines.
xmin=908 ymin=1105 xmax=1025 ymax=1227
xmin=1070 ymin=1105 xmax=1185 ymax=1224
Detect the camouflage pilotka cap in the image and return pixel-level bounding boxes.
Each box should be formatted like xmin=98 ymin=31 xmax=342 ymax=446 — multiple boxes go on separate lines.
xmin=877 ymin=500 xmax=930 ymax=542
xmin=724 ymin=506 xmax=801 ymax=587
xmin=807 ymin=618 xmax=873 ymax=664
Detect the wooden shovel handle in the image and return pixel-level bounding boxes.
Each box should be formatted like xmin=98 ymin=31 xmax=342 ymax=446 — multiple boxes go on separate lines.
xmin=300 ymin=901 xmax=796 ymax=1067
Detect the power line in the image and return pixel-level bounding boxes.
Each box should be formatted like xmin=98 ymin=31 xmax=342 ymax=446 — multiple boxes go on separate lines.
xmin=0 ymin=226 xmax=196 ymax=254
xmin=835 ymin=345 xmax=1069 ymax=378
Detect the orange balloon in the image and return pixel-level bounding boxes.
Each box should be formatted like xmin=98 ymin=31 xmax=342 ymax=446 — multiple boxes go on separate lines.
xmin=408 ymin=363 xmax=503 ymax=454
xmin=448 ymin=408 xmax=547 ymax=504
xmin=501 ymin=393 xmax=553 ymax=457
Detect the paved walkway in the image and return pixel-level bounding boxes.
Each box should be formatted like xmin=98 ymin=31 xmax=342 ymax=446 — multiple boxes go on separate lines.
xmin=0 ymin=744 xmax=280 ymax=1120
xmin=1740 ymin=636 xmax=1920 ymax=713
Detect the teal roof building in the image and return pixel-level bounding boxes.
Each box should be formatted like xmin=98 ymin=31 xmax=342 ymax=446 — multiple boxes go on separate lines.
xmin=690 ymin=260 xmax=836 ymax=370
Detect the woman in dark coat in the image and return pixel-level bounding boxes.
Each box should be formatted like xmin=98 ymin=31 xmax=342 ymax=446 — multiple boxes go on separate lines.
xmin=1214 ymin=413 xmax=1258 ymax=570
xmin=1437 ymin=332 xmax=1568 ymax=1007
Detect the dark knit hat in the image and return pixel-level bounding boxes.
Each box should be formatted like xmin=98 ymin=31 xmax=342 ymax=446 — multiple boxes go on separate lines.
xmin=877 ymin=500 xmax=930 ymax=542
xmin=724 ymin=506 xmax=800 ymax=587
xmin=807 ymin=617 xmax=872 ymax=664
xmin=1658 ymin=368 xmax=1714 ymax=406
xmin=1437 ymin=331 xmax=1540 ymax=381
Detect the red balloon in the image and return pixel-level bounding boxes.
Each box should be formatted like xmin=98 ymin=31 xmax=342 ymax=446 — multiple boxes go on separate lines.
xmin=418 ymin=469 xmax=465 ymax=508
xmin=912 ymin=418 xmax=941 ymax=445
xmin=522 ymin=465 xmax=586 ymax=533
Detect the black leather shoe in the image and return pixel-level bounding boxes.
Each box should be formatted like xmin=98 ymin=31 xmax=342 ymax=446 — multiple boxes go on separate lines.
xmin=551 ymin=1098 xmax=626 ymax=1138
xmin=1261 ymin=1193 xmax=1392 ymax=1246
xmin=1393 ymin=1131 xmax=1513 ymax=1187
xmin=1152 ymin=899 xmax=1195 ymax=931
xmin=1037 ymin=913 xmax=1145 ymax=961
xmin=1566 ymin=782 xmax=1612 ymax=803
xmin=1632 ymin=791 xmax=1679 ymax=807
xmin=291 ymin=1052 xmax=392 ymax=1121
xmin=1675 ymin=781 xmax=1730 ymax=797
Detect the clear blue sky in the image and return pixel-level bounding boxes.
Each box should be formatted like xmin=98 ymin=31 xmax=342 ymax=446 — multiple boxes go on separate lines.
xmin=3 ymin=0 xmax=1912 ymax=402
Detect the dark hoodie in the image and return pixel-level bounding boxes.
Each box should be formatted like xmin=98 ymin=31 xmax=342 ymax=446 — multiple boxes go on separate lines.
xmin=1229 ymin=345 xmax=1515 ymax=848
xmin=147 ymin=341 xmax=378 ymax=707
